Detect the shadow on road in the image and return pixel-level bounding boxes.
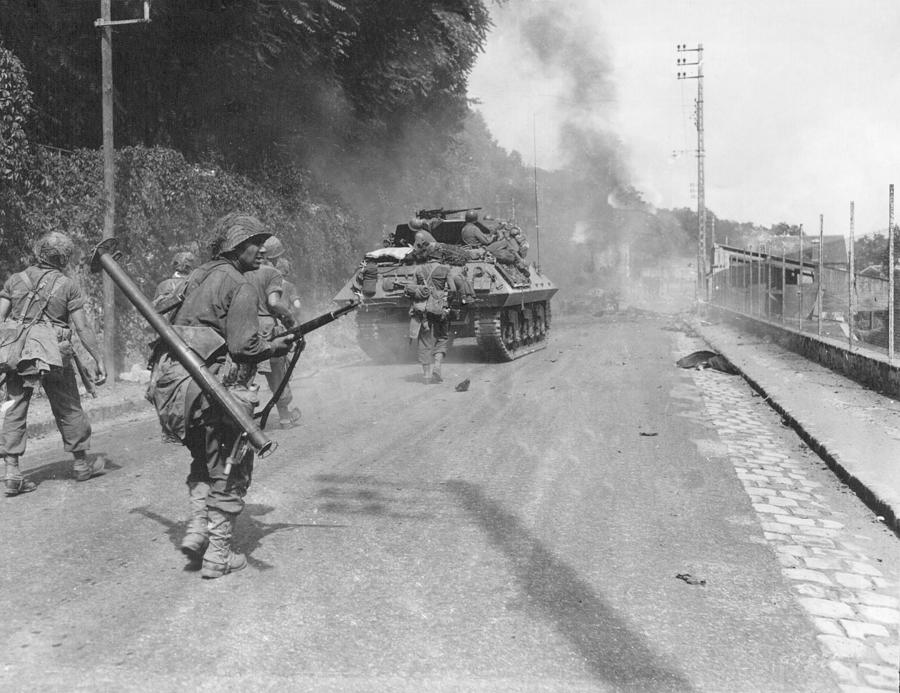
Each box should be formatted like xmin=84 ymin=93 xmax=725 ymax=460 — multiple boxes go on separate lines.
xmin=443 ymin=480 xmax=694 ymax=692
xmin=313 ymin=479 xmax=434 ymax=520
xmin=129 ymin=503 xmax=344 ymax=572
xmin=23 ymin=451 xmax=121 ymax=486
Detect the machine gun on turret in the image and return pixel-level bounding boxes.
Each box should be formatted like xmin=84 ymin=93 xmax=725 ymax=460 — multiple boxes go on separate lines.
xmin=416 ymin=206 xmax=482 ymax=220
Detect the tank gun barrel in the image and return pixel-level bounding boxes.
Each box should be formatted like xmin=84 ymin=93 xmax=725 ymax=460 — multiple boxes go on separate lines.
xmin=416 ymin=206 xmax=482 ymax=220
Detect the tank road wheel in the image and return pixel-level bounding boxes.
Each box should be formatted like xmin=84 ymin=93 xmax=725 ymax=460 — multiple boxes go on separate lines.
xmin=356 ymin=311 xmax=415 ymax=363
xmin=475 ymin=301 xmax=552 ymax=362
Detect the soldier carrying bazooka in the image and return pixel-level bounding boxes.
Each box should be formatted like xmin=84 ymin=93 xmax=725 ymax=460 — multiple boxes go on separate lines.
xmin=90 ymin=213 xmax=356 ymax=579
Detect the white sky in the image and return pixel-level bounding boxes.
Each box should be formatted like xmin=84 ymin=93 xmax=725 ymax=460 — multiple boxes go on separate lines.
xmin=469 ymin=0 xmax=900 ymax=236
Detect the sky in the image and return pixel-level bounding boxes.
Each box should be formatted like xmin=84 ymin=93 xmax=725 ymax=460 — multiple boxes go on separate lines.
xmin=468 ymin=0 xmax=900 ymax=237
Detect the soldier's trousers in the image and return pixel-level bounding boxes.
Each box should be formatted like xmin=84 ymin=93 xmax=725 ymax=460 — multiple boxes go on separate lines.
xmin=0 ymin=366 xmax=91 ymax=457
xmin=416 ymin=315 xmax=450 ymax=365
xmin=184 ymin=420 xmax=252 ymax=516
xmin=262 ymin=354 xmax=293 ymax=409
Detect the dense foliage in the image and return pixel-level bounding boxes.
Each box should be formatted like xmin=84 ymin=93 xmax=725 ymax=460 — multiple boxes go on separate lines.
xmin=0 ymin=43 xmax=31 ymax=182
xmin=0 ymin=0 xmax=493 ymax=169
xmin=1 ymin=145 xmax=365 ymax=364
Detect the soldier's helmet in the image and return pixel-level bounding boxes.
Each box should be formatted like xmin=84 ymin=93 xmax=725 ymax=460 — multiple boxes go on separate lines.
xmin=464 ymin=210 xmax=479 ymax=222
xmin=172 ymin=251 xmax=198 ymax=274
xmin=408 ymin=218 xmax=425 ymax=231
xmin=274 ymin=257 xmax=292 ymax=275
xmin=33 ymin=231 xmax=76 ymax=269
xmin=208 ymin=213 xmax=271 ymax=258
xmin=263 ymin=236 xmax=285 ymax=260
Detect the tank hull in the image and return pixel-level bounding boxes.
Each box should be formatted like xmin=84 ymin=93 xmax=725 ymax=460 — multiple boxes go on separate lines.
xmin=334 ymin=254 xmax=558 ymax=363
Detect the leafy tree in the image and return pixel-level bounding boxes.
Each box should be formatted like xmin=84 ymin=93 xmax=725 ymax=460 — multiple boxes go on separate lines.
xmin=0 ymin=0 xmax=496 ymax=171
xmin=770 ymin=222 xmax=802 ymax=236
xmin=0 ymin=43 xmax=33 ymax=185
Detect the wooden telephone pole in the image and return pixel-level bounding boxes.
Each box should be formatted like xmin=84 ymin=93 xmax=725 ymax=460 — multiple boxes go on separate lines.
xmin=95 ymin=1 xmax=150 ymax=378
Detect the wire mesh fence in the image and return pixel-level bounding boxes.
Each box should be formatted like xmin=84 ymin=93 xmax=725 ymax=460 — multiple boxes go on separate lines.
xmin=708 ymin=240 xmax=897 ymax=363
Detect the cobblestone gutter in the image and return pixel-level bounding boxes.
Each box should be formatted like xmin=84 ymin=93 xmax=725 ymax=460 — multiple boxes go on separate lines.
xmin=678 ymin=331 xmax=899 ymax=691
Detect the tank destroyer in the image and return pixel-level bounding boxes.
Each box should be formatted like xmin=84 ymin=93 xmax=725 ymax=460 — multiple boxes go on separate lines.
xmin=333 ymin=210 xmax=557 ymax=362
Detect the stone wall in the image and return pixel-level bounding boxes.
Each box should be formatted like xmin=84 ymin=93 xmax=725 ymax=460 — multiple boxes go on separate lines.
xmin=710 ymin=307 xmax=900 ymax=398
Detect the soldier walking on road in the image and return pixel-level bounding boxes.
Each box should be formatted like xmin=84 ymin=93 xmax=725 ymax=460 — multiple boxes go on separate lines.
xmin=406 ymin=247 xmax=463 ymax=384
xmin=0 ymin=232 xmax=107 ymax=496
xmin=248 ymin=236 xmax=302 ymax=429
xmin=146 ymin=213 xmax=293 ymax=578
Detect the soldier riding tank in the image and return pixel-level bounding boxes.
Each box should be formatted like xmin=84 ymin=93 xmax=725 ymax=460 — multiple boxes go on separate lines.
xmin=332 ymin=208 xmax=557 ymax=362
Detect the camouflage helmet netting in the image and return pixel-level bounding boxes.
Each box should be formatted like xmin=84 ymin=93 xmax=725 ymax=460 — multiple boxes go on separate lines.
xmin=33 ymin=232 xmax=75 ymax=267
xmin=207 ymin=212 xmax=269 ymax=258
xmin=173 ymin=251 xmax=198 ymax=273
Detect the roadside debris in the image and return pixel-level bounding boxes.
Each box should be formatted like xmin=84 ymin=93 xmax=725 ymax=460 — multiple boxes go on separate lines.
xmin=455 ymin=378 xmax=470 ymax=392
xmin=675 ymin=573 xmax=707 ymax=586
xmin=639 ymin=431 xmax=658 ymax=437
xmin=676 ymin=350 xmax=739 ymax=375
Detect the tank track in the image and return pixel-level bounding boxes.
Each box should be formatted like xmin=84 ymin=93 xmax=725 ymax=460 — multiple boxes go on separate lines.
xmin=356 ymin=312 xmax=414 ymax=363
xmin=475 ymin=301 xmax=551 ymax=362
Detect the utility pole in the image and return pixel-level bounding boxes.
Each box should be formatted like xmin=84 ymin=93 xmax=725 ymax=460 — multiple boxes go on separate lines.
xmin=95 ymin=1 xmax=150 ymax=379
xmin=532 ymin=113 xmax=541 ymax=268
xmin=677 ymin=43 xmax=705 ymax=300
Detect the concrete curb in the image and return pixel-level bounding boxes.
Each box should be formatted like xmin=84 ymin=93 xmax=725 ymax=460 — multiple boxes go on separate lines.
xmin=692 ymin=322 xmax=899 ymax=536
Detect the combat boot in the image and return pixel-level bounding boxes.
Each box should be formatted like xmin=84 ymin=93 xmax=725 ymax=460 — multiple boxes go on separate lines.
xmin=4 ymin=455 xmax=36 ymax=497
xmin=431 ymin=354 xmax=444 ymax=384
xmin=72 ymin=452 xmax=106 ymax=482
xmin=201 ymin=508 xmax=247 ymax=579
xmin=180 ymin=481 xmax=210 ymax=562
xmin=277 ymin=404 xmax=302 ymax=430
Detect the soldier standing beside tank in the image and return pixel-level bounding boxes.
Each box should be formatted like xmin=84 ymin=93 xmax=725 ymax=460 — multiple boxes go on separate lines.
xmin=147 ymin=213 xmax=294 ymax=578
xmin=152 ymin=250 xmax=198 ymax=309
xmin=248 ymin=236 xmax=302 ymax=429
xmin=406 ymin=246 xmax=463 ymax=384
xmin=0 ymin=232 xmax=107 ymax=496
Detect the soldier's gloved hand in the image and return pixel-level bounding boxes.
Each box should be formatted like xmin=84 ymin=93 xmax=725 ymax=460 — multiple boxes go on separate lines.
xmin=93 ymin=361 xmax=107 ymax=386
xmin=270 ymin=334 xmax=294 ymax=357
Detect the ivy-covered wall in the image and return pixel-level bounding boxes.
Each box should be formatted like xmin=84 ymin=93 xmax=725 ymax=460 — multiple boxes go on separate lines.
xmin=0 ymin=145 xmax=367 ymax=368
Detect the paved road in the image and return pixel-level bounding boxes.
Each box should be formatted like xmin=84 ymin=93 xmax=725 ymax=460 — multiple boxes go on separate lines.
xmin=1 ymin=313 xmax=896 ymax=692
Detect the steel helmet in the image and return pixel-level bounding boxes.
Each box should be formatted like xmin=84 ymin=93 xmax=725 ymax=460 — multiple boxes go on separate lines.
xmin=274 ymin=257 xmax=292 ymax=275
xmin=263 ymin=236 xmax=285 ymax=260
xmin=172 ymin=251 xmax=198 ymax=274
xmin=33 ymin=232 xmax=75 ymax=269
xmin=464 ymin=210 xmax=478 ymax=222
xmin=208 ymin=212 xmax=271 ymax=258
xmin=408 ymin=218 xmax=425 ymax=231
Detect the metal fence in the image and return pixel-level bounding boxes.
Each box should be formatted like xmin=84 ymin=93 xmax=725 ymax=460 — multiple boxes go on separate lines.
xmin=708 ymin=242 xmax=897 ymax=362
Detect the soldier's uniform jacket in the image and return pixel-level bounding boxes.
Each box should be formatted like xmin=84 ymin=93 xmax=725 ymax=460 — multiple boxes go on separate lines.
xmin=460 ymin=222 xmax=493 ymax=247
xmin=147 ymin=259 xmax=275 ymax=442
xmin=152 ymin=273 xmax=190 ymax=310
xmin=0 ymin=265 xmax=83 ymax=376
xmin=245 ymin=264 xmax=283 ymax=337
